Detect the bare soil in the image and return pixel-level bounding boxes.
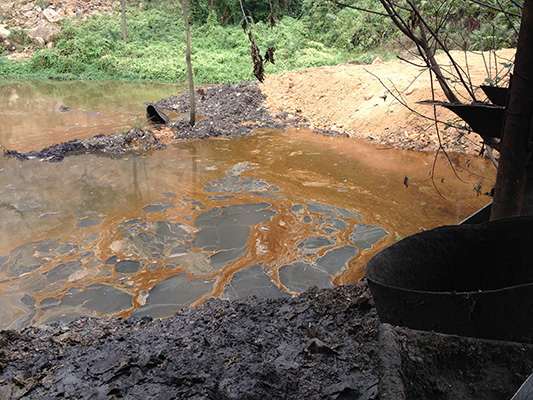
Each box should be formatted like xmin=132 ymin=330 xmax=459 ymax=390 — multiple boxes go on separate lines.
xmin=260 ymin=49 xmax=515 ymax=155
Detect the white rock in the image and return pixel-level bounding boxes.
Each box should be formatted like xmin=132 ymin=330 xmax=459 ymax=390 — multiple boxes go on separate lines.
xmin=43 ymin=8 xmax=62 ymax=23
xmin=32 ymin=35 xmax=45 ymax=46
xmin=27 ymin=21 xmax=60 ymax=45
xmin=0 ymin=24 xmax=10 ymax=39
xmin=0 ymin=2 xmax=14 ymax=12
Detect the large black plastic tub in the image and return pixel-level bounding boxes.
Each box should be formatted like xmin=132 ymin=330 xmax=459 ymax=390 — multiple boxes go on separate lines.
xmin=365 ymin=217 xmax=533 ymax=343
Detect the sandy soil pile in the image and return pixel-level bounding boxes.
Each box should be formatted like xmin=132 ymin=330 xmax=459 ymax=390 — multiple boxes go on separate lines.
xmin=261 ymin=49 xmax=515 ymax=155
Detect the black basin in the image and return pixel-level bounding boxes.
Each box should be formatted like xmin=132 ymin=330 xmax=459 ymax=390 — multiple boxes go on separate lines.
xmin=481 ymin=84 xmax=509 ymax=107
xmin=365 ymin=217 xmax=533 ymax=343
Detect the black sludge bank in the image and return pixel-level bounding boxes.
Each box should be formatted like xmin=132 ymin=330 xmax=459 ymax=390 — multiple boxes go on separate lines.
xmin=366 ymin=216 xmax=533 ymax=343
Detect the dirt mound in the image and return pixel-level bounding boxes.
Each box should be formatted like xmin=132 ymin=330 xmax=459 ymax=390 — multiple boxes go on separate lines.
xmin=157 ymin=81 xmax=291 ymax=139
xmin=260 ymin=49 xmax=516 ymax=155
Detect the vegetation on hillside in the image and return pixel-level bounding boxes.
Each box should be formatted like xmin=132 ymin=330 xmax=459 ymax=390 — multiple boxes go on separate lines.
xmin=0 ymin=0 xmax=521 ymax=83
xmin=0 ymin=1 xmax=353 ymax=82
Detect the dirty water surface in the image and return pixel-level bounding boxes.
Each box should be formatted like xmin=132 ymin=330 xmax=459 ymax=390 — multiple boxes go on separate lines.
xmin=0 ymin=118 xmax=494 ymax=330
xmin=0 ymin=80 xmax=185 ymax=152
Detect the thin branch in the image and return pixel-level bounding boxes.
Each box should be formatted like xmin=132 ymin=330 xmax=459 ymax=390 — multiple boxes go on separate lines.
xmin=239 ymin=0 xmax=264 ymax=82
xmin=407 ymin=0 xmax=477 ymax=102
xmin=486 ymin=144 xmax=500 ymax=168
xmin=327 ymin=0 xmax=390 ymax=17
xmin=494 ymin=0 xmax=521 ymax=36
xmin=428 ymin=68 xmax=476 ymax=186
xmin=467 ymin=0 xmax=521 ymax=17
xmin=365 ymin=68 xmax=482 ymax=133
xmin=396 ymin=56 xmax=427 ymax=68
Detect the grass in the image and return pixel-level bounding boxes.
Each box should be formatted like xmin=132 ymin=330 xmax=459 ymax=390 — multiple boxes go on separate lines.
xmin=0 ymin=3 xmax=363 ymax=83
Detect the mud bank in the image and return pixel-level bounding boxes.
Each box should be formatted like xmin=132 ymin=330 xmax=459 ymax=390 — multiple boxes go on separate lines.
xmin=1 ymin=281 xmax=532 ymax=399
xmin=3 ymin=82 xmax=298 ymax=162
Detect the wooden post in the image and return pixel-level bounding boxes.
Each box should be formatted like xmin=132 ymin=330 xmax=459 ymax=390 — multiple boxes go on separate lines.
xmin=491 ymin=0 xmax=533 ymax=220
xmin=121 ymin=0 xmax=127 ymax=42
xmin=182 ymin=0 xmax=196 ymax=127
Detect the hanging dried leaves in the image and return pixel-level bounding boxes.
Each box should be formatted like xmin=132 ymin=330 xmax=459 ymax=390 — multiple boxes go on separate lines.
xmin=264 ymin=46 xmax=275 ymax=65
xmin=268 ymin=11 xmax=276 ymax=28
xmin=239 ymin=0 xmax=271 ymax=82
xmin=250 ymin=34 xmax=264 ymax=82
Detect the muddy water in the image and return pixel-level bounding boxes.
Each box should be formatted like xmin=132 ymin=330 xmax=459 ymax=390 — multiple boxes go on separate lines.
xmin=0 ymin=82 xmax=496 ymax=330
xmin=0 ymin=80 xmax=185 ymax=152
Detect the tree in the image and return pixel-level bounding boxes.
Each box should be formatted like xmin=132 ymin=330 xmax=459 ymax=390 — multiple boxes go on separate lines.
xmin=490 ymin=0 xmax=533 ymax=219
xmin=182 ymin=0 xmax=196 ymax=126
xmin=336 ymin=0 xmax=530 ymax=220
xmin=121 ymin=0 xmax=127 ymax=42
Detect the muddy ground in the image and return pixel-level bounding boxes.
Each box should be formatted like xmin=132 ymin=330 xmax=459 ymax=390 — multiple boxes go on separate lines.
xmin=1 ymin=281 xmax=532 ymax=400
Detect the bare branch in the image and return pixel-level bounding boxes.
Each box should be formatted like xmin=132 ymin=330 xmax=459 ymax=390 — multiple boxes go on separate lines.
xmin=407 ymin=0 xmax=477 ymax=102
xmin=467 ymin=0 xmax=521 ymax=17
xmin=327 ymin=0 xmax=390 ymax=17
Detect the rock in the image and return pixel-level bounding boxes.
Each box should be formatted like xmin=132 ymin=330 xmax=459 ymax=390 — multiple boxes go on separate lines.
xmin=23 ymin=10 xmax=35 ymax=19
xmin=27 ymin=21 xmax=59 ymax=45
xmin=30 ymin=35 xmax=45 ymax=46
xmin=0 ymin=2 xmax=14 ymax=12
xmin=0 ymin=24 xmax=10 ymax=39
xmin=43 ymin=7 xmax=62 ymax=23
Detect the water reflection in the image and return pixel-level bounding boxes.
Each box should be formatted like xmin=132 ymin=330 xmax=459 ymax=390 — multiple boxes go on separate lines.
xmin=0 ymin=80 xmax=185 ymax=152
xmin=0 ymin=81 xmax=496 ymax=330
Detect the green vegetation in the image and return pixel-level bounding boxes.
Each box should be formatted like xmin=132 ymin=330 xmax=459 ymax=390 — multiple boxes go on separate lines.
xmin=300 ymin=0 xmax=396 ymax=53
xmin=0 ymin=0 xmax=520 ymax=83
xmin=0 ymin=1 xmax=353 ymax=83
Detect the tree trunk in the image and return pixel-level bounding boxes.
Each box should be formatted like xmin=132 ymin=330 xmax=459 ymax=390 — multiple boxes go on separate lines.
xmin=490 ymin=0 xmax=533 ymax=220
xmin=121 ymin=0 xmax=127 ymax=42
xmin=182 ymin=0 xmax=196 ymax=127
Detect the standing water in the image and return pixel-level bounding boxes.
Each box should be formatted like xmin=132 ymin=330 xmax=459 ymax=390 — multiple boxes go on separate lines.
xmin=0 ymin=81 xmax=495 ymax=329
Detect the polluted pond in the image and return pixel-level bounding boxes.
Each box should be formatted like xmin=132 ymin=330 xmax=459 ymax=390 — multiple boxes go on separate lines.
xmin=1 ymin=80 xmax=527 ymax=399
xmin=0 ymin=131 xmax=493 ymax=330
xmin=0 ymin=155 xmax=390 ymax=328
